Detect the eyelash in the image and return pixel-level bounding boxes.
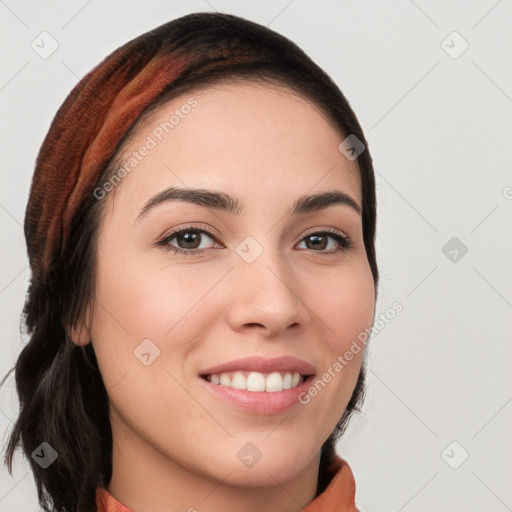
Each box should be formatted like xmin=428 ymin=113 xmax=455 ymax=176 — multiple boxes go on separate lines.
xmin=154 ymin=224 xmax=353 ymax=258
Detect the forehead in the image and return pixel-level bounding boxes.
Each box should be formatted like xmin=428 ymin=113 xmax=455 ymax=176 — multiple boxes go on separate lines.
xmin=108 ymin=81 xmax=362 ymax=214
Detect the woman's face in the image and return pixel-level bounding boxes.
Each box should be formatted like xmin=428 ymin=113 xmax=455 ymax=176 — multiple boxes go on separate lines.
xmin=80 ymin=81 xmax=375 ymax=487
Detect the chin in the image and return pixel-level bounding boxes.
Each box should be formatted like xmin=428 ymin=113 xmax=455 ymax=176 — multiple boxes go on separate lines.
xmin=201 ymin=440 xmax=316 ymax=487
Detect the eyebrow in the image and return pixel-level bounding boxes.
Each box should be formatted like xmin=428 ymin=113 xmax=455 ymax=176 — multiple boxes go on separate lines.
xmin=134 ymin=186 xmax=361 ymax=223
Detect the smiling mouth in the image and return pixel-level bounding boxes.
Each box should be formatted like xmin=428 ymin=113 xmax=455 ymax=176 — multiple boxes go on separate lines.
xmin=199 ymin=370 xmax=313 ymax=392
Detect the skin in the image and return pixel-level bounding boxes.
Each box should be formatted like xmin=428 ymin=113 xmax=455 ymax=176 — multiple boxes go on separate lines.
xmin=72 ymin=81 xmax=375 ymax=512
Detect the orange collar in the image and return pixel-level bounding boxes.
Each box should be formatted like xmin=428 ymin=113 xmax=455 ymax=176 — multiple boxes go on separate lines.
xmin=96 ymin=456 xmax=359 ymax=511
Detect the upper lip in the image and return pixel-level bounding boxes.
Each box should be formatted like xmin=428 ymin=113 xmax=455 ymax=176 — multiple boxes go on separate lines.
xmin=199 ymin=356 xmax=316 ymax=376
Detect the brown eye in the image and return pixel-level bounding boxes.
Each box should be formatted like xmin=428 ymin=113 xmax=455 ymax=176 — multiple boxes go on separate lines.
xmin=297 ymin=231 xmax=352 ymax=254
xmin=304 ymin=234 xmax=328 ymax=250
xmin=173 ymin=230 xmax=203 ymax=250
xmin=157 ymin=227 xmax=218 ymax=256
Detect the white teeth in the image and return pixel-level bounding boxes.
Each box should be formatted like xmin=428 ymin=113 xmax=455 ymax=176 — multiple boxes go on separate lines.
xmin=205 ymin=371 xmax=304 ymax=392
xmin=247 ymin=371 xmax=266 ymax=391
xmin=230 ymin=371 xmax=246 ymax=390
xmin=220 ymin=373 xmax=231 ymax=387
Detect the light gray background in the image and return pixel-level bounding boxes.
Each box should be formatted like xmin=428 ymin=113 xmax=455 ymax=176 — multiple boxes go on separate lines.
xmin=1 ymin=1 xmax=511 ymax=511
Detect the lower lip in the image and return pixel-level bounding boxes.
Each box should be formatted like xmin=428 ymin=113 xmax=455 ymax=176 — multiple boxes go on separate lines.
xmin=198 ymin=375 xmax=315 ymax=415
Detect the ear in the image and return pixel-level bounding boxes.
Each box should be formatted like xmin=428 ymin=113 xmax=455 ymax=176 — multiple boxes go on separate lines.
xmin=68 ymin=323 xmax=91 ymax=346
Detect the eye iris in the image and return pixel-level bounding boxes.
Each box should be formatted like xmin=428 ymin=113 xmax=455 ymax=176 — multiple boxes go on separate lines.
xmin=306 ymin=234 xmax=327 ymax=250
xmin=178 ymin=231 xmax=201 ymax=249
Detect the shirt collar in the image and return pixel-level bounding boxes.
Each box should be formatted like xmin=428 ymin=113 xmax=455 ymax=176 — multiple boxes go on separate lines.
xmin=96 ymin=455 xmax=359 ymax=511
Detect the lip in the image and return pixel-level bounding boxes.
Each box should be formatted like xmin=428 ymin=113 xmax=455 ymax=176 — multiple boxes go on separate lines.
xmin=199 ymin=355 xmax=316 ymax=377
xmin=198 ymin=373 xmax=316 ymax=415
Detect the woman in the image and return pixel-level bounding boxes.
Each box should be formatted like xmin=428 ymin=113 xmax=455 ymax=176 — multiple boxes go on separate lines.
xmin=2 ymin=11 xmax=378 ymax=512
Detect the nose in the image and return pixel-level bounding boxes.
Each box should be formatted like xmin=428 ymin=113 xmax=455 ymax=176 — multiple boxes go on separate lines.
xmin=226 ymin=246 xmax=308 ymax=337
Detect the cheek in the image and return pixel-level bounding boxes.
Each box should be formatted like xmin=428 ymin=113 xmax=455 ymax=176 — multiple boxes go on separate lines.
xmin=290 ymin=286 xmax=373 ymax=460
xmin=89 ymin=258 xmax=214 ymax=430
xmin=90 ymin=257 xmax=226 ymax=371
xmin=305 ymin=262 xmax=376 ymax=352
xmin=121 ymin=262 xmax=228 ymax=338
xmin=298 ymin=263 xmax=374 ymax=414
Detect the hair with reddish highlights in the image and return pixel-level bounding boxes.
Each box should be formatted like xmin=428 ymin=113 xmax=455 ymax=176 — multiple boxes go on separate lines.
xmin=2 ymin=12 xmax=379 ymax=512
